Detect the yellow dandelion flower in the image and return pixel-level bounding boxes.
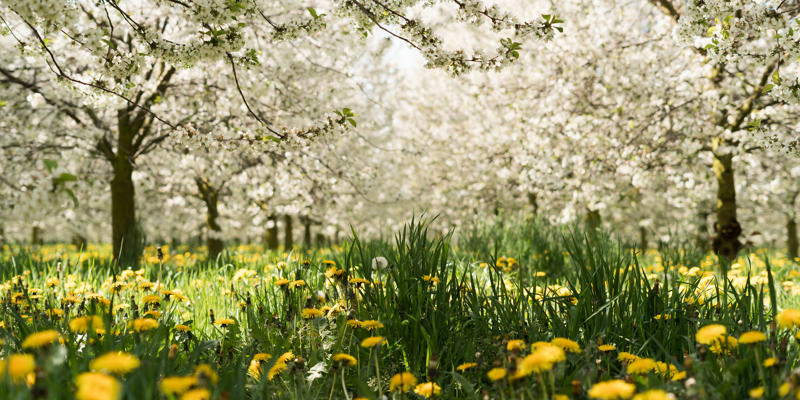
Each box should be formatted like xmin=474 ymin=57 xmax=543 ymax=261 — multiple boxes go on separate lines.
xmin=749 ymin=387 xmax=764 ymax=399
xmin=1 ymin=354 xmax=35 ymax=383
xmin=633 ymin=390 xmax=671 ymax=400
xmin=617 ymin=352 xmax=638 ymax=363
xmin=161 ymin=376 xmax=198 ymax=396
xmin=75 ymin=372 xmax=121 ymax=400
xmin=414 ymin=382 xmax=442 ymax=398
xmin=456 ymin=362 xmax=477 ymax=371
xmin=194 ymin=364 xmax=219 ymax=385
xmin=551 ymin=337 xmax=582 ymax=353
xmin=332 ymin=353 xmax=357 ymax=367
xmin=131 ymin=318 xmax=159 ymax=332
xmin=141 ymin=295 xmax=161 ymax=305
xmin=389 ymin=372 xmax=417 ymax=392
xmin=70 ymin=316 xmax=105 ymax=334
xmin=777 ymin=309 xmax=800 ymax=329
xmin=21 ymin=329 xmax=60 ymax=349
xmin=626 ymin=358 xmax=657 ymax=375
xmin=599 ymin=344 xmax=616 ymax=352
xmin=779 ymin=382 xmax=791 ymax=397
xmin=46 ymin=277 xmax=60 ymax=288
xmin=695 ymin=324 xmax=726 ymax=345
xmin=346 ymin=319 xmax=362 ymax=328
xmin=763 ymin=357 xmax=777 ymax=367
xmin=253 ymin=353 xmax=272 ymax=362
xmin=267 ymin=361 xmax=287 ymax=380
xmin=487 ymin=368 xmax=507 ymax=382
xmin=90 ymin=352 xmax=141 ymax=375
xmin=181 ymin=388 xmax=211 ymax=400
xmin=213 ymin=318 xmax=235 ymax=327
xmin=516 ymin=343 xmax=566 ymax=377
xmin=278 ymin=352 xmax=294 ymax=363
xmin=300 ymin=308 xmax=324 ymax=319
xmin=288 ymin=280 xmax=306 ymax=289
xmin=739 ymin=331 xmax=767 ymax=344
xmin=587 ymin=379 xmax=636 ymax=400
xmin=360 ymin=320 xmax=384 ymax=330
xmin=274 ymin=278 xmax=290 ymax=287
xmin=506 ymin=339 xmax=526 ymax=352
xmin=709 ymin=336 xmax=737 ymax=354
xmin=361 ymin=336 xmax=386 ymax=348
xmin=175 ymin=324 xmax=192 ymax=332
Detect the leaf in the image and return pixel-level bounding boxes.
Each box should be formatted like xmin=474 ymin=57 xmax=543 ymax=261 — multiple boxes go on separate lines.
xmin=56 ymin=173 xmax=78 ymax=183
xmin=43 ymin=159 xmax=58 ymax=172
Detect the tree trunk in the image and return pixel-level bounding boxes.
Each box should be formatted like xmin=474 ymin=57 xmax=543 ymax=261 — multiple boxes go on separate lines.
xmin=302 ymin=217 xmax=312 ymax=248
xmin=31 ymin=226 xmax=43 ymax=245
xmin=696 ymin=209 xmax=710 ymax=250
xmin=527 ymin=192 xmax=538 ymax=215
xmin=284 ymin=214 xmax=294 ymax=249
xmin=111 ymin=109 xmax=142 ymax=267
xmin=196 ymin=178 xmax=223 ymax=262
xmin=265 ymin=214 xmax=279 ymax=250
xmin=639 ymin=226 xmax=648 ymax=252
xmin=585 ymin=209 xmax=601 ymax=232
xmin=788 ymin=217 xmax=798 ymax=259
xmin=71 ymin=234 xmax=88 ymax=249
xmin=315 ymin=233 xmax=326 ymax=247
xmin=711 ymin=139 xmax=742 ymax=260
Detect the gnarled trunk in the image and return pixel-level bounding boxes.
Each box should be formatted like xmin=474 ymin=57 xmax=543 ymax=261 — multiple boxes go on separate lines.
xmin=527 ymin=192 xmax=538 ymax=215
xmin=711 ymin=140 xmax=741 ymax=260
xmin=111 ymin=152 xmax=138 ymax=266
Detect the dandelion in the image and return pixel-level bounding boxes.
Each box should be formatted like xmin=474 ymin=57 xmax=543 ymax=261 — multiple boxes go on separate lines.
xmin=632 ymin=390 xmax=672 ymax=400
xmin=70 ymin=316 xmax=105 ymax=334
xmin=456 ymin=362 xmax=477 ymax=371
xmin=175 ymin=324 xmax=192 ymax=332
xmin=194 ymin=364 xmax=219 ymax=385
xmin=346 ymin=319 xmax=362 ymax=328
xmin=349 ymin=278 xmax=370 ymax=285
xmin=360 ymin=320 xmax=384 ymax=330
xmin=617 ymin=352 xmax=638 ymax=363
xmin=274 ymin=278 xmax=290 ymax=287
xmin=762 ymin=357 xmax=777 ymax=367
xmin=332 ymin=353 xmax=357 ymax=367
xmin=709 ymin=336 xmax=737 ymax=354
xmin=599 ymin=344 xmax=616 ymax=352
xmin=414 ymin=382 xmax=442 ymax=398
xmin=289 ymin=280 xmax=306 ymax=289
xmin=213 ymin=318 xmax=235 ymax=327
xmin=516 ymin=343 xmax=566 ymax=376
xmin=300 ymin=308 xmax=324 ymax=319
xmin=75 ymin=372 xmax=120 ymax=400
xmin=779 ymin=382 xmax=791 ymax=396
xmin=487 ymin=368 xmax=507 ymax=381
xmin=738 ymin=331 xmax=767 ymax=344
xmin=389 ymin=372 xmax=417 ymax=392
xmin=181 ymin=388 xmax=211 ymax=400
xmin=142 ymin=294 xmax=161 ymax=305
xmin=1 ymin=354 xmax=35 ymax=383
xmin=161 ymin=376 xmax=197 ymax=396
xmin=90 ymin=352 xmax=141 ymax=375
xmin=131 ymin=318 xmax=159 ymax=332
xmin=777 ymin=309 xmax=800 ymax=329
xmin=695 ymin=324 xmax=726 ymax=345
xmin=749 ymin=387 xmax=764 ymax=399
xmin=361 ymin=336 xmax=386 ymax=348
xmin=267 ymin=361 xmax=288 ymax=380
xmin=506 ymin=339 xmax=526 ymax=352
xmin=551 ymin=337 xmax=582 ymax=353
xmin=21 ymin=329 xmax=60 ymax=349
xmin=626 ymin=358 xmax=657 ymax=375
xmin=587 ymin=379 xmax=636 ymax=400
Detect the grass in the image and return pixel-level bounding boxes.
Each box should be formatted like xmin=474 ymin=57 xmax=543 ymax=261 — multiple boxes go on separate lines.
xmin=1 ymin=215 xmax=800 ymax=399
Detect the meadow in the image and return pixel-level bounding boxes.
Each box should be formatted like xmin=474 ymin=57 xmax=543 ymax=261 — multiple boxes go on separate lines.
xmin=2 ymin=217 xmax=800 ymax=400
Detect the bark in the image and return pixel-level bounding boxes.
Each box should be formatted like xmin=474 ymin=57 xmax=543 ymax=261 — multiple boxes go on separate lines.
xmin=711 ymin=138 xmax=742 ymax=260
xmin=639 ymin=226 xmax=648 ymax=251
xmin=315 ymin=233 xmax=326 ymax=247
xmin=696 ymin=209 xmax=710 ymax=250
xmin=302 ymin=216 xmax=312 ymax=248
xmin=31 ymin=226 xmax=43 ymax=245
xmin=196 ymin=178 xmax=223 ymax=262
xmin=527 ymin=192 xmax=539 ymax=215
xmin=788 ymin=217 xmax=798 ymax=259
xmin=585 ymin=209 xmax=601 ymax=232
xmin=111 ymin=108 xmax=141 ymax=267
xmin=264 ymin=214 xmax=279 ymax=250
xmin=284 ymin=214 xmax=294 ymax=249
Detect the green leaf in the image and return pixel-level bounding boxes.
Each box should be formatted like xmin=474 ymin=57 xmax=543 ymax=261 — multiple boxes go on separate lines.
xmin=43 ymin=159 xmax=58 ymax=171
